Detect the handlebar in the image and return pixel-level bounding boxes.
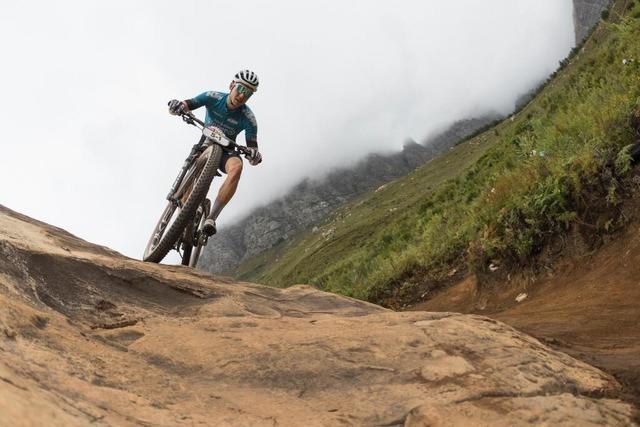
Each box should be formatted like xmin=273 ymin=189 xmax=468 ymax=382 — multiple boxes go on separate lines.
xmin=167 ymin=101 xmax=252 ymax=156
xmin=181 ymin=111 xmax=205 ymax=128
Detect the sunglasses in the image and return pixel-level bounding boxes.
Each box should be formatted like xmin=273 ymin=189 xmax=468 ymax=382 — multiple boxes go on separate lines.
xmin=235 ymin=84 xmax=254 ymax=97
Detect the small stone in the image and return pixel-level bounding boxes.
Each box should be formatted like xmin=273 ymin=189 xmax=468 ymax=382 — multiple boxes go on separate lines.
xmin=414 ymin=320 xmax=434 ymax=327
xmin=31 ymin=314 xmax=49 ymax=329
xmin=516 ymin=293 xmax=528 ymax=303
xmin=420 ymin=355 xmax=475 ymax=381
xmin=430 ymin=349 xmax=447 ymax=358
xmin=3 ymin=327 xmax=17 ymax=340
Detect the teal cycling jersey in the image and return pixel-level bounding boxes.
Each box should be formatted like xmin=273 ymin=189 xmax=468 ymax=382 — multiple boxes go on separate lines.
xmin=185 ymin=91 xmax=258 ymax=148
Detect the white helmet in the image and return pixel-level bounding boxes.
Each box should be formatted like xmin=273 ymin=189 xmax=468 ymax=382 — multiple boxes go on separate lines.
xmin=233 ymin=69 xmax=259 ymax=91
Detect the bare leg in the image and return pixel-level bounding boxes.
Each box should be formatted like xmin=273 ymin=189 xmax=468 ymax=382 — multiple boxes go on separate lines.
xmin=216 ymin=157 xmax=243 ymax=205
xmin=204 ymin=156 xmax=243 ymax=232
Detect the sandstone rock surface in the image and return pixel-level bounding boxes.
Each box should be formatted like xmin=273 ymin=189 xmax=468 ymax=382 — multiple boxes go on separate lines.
xmin=0 ymin=205 xmax=635 ymax=426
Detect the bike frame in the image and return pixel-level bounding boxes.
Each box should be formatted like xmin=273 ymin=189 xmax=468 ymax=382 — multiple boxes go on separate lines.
xmin=166 ymin=112 xmax=251 ymax=203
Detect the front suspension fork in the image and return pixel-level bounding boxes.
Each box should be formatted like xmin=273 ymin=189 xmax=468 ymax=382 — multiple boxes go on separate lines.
xmin=166 ymin=144 xmax=203 ymax=202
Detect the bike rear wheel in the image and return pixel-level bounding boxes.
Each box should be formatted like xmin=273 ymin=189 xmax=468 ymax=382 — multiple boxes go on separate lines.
xmin=188 ymin=198 xmax=211 ymax=267
xmin=143 ymin=145 xmax=222 ymax=263
xmin=179 ymin=198 xmax=210 ymax=267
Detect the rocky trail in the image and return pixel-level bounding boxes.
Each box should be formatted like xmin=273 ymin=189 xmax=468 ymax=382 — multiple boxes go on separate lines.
xmin=0 ymin=204 xmax=637 ymax=426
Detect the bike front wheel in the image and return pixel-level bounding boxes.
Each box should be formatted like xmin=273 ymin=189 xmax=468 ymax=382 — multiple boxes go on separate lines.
xmin=143 ymin=145 xmax=222 ymax=263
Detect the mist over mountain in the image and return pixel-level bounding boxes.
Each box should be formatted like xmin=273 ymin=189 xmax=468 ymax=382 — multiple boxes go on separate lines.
xmin=199 ymin=116 xmax=500 ymax=274
xmin=0 ymin=1 xmax=582 ymax=259
xmin=199 ymin=0 xmax=613 ymax=274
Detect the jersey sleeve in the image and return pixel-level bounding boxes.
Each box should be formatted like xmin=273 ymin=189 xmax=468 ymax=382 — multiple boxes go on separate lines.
xmin=243 ymin=108 xmax=258 ymax=148
xmin=185 ymin=91 xmax=219 ymax=110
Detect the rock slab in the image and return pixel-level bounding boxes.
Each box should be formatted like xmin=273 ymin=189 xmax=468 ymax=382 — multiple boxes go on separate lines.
xmin=0 ymin=205 xmax=636 ymax=426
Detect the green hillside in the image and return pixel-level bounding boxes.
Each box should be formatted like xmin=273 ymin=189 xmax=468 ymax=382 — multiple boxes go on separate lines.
xmin=236 ymin=0 xmax=640 ymax=305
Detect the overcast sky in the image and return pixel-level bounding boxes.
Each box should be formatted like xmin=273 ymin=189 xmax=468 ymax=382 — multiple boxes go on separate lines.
xmin=0 ymin=1 xmax=574 ymax=260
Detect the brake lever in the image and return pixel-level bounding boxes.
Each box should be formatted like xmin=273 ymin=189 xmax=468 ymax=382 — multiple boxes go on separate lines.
xmin=181 ymin=114 xmax=195 ymax=125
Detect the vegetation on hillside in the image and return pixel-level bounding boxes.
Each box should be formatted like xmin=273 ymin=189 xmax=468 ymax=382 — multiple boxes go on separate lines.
xmin=236 ymin=0 xmax=640 ymax=305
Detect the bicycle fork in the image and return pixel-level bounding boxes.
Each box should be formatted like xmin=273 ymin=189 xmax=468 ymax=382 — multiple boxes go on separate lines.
xmin=166 ymin=144 xmax=205 ymax=203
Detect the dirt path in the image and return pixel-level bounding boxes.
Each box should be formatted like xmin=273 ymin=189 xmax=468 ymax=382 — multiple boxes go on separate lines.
xmin=410 ymin=220 xmax=640 ymax=407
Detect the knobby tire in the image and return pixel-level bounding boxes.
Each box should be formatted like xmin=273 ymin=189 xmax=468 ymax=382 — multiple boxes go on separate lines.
xmin=188 ymin=198 xmax=211 ymax=267
xmin=143 ymin=145 xmax=223 ymax=263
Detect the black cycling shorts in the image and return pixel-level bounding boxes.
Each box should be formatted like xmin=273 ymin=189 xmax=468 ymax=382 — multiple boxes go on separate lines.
xmin=219 ymin=149 xmax=242 ymax=174
xmin=197 ymin=134 xmax=241 ymax=175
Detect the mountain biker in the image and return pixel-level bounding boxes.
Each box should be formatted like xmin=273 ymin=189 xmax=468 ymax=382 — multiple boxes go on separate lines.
xmin=167 ymin=69 xmax=261 ymax=236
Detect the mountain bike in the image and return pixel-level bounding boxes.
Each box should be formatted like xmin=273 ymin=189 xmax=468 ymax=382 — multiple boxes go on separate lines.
xmin=143 ymin=110 xmax=251 ymax=267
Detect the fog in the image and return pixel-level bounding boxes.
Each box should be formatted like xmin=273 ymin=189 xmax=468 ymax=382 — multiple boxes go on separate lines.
xmin=0 ymin=1 xmax=575 ymax=258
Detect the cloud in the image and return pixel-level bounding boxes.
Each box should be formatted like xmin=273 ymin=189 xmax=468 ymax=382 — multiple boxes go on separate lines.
xmin=0 ymin=1 xmax=574 ymax=259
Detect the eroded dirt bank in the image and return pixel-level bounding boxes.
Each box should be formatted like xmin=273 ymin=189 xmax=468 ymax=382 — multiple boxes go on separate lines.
xmin=411 ymin=204 xmax=640 ymax=412
xmin=0 ymin=205 xmax=637 ymax=426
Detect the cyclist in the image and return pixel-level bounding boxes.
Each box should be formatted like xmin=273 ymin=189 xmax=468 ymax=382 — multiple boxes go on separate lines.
xmin=167 ymin=69 xmax=262 ymax=236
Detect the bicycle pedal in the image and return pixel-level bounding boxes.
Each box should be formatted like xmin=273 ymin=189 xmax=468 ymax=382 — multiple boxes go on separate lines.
xmin=198 ymin=234 xmax=209 ymax=247
xmin=203 ymin=219 xmax=217 ymax=236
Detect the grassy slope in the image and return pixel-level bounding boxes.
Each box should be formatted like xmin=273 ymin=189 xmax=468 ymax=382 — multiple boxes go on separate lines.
xmin=236 ymin=0 xmax=640 ymax=304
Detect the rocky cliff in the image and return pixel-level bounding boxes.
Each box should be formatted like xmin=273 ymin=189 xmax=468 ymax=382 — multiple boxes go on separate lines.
xmin=0 ymin=205 xmax=636 ymax=425
xmin=200 ymin=116 xmax=499 ymax=274
xmin=573 ymin=0 xmax=613 ymax=44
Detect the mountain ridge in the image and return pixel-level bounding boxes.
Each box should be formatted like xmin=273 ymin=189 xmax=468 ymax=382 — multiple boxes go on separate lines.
xmin=200 ymin=116 xmax=500 ymax=274
xmin=199 ymin=0 xmax=613 ymax=275
xmin=225 ymin=0 xmax=638 ymax=304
